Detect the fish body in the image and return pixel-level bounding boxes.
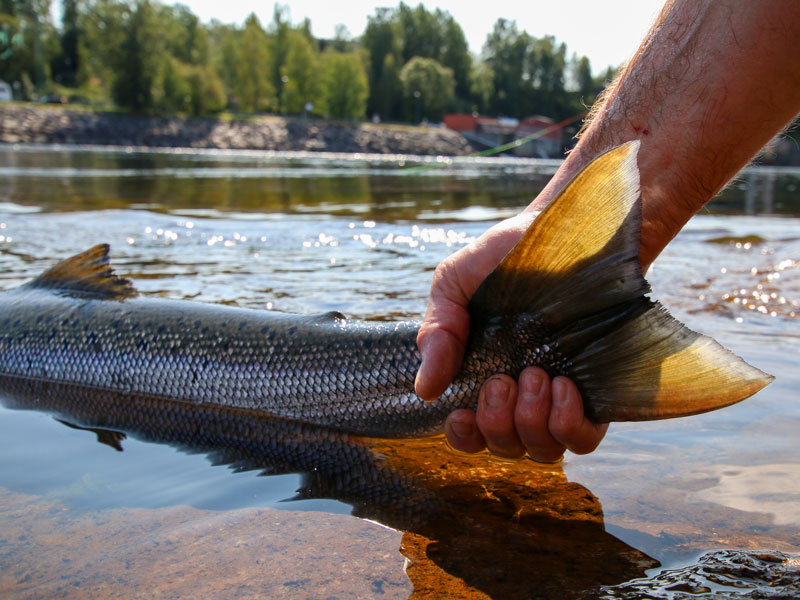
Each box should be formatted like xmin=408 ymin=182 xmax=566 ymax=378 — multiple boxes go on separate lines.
xmin=0 ymin=143 xmax=773 ymax=437
xmin=0 ymin=284 xmax=470 ymax=436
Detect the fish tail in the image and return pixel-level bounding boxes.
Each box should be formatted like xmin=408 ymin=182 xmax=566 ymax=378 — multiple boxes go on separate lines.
xmin=468 ymin=142 xmax=773 ymax=422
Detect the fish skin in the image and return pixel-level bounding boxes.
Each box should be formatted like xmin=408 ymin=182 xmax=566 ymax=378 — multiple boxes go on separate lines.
xmin=0 ymin=143 xmax=773 ymax=437
xmin=0 ymin=279 xmax=570 ymax=436
xmin=0 ymin=284 xmax=476 ymax=437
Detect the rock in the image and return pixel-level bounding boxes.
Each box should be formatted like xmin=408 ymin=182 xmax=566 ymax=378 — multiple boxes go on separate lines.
xmin=0 ymin=105 xmax=474 ymax=156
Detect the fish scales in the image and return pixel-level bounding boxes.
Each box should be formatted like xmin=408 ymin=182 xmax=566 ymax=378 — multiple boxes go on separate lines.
xmin=0 ymin=143 xmax=773 ymax=437
xmin=0 ymin=285 xmax=491 ymax=436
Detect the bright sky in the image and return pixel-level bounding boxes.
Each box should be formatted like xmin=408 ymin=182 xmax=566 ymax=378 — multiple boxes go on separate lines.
xmin=171 ymin=0 xmax=666 ymax=74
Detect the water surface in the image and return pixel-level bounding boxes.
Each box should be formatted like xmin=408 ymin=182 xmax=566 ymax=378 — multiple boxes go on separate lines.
xmin=0 ymin=145 xmax=798 ymax=599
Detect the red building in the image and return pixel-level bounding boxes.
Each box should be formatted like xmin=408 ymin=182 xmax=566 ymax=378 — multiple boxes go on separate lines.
xmin=444 ymin=113 xmax=563 ymax=158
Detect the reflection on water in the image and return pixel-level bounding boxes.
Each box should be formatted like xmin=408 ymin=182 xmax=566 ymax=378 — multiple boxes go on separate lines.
xmin=0 ymin=145 xmax=798 ymax=598
xmin=0 ymin=376 xmax=658 ymax=599
xmin=1 ymin=144 xmax=798 ymax=219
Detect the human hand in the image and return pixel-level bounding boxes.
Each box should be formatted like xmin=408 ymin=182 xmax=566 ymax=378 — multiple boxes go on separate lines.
xmin=414 ymin=212 xmax=609 ymax=461
xmin=444 ymin=367 xmax=608 ymax=461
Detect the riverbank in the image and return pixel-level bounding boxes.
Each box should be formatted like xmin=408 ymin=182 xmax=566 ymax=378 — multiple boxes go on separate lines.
xmin=0 ymin=104 xmax=474 ymax=155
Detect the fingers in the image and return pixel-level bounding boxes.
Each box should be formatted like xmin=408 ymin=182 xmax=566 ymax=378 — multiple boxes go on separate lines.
xmin=444 ymin=368 xmax=609 ymax=461
xmin=444 ymin=409 xmax=486 ymax=454
xmin=513 ymin=367 xmax=565 ymax=462
xmin=548 ymin=377 xmax=609 ymax=455
xmin=415 ymin=214 xmax=535 ymax=401
xmin=415 ymin=256 xmax=470 ymax=401
xmin=475 ymin=375 xmax=526 ymax=458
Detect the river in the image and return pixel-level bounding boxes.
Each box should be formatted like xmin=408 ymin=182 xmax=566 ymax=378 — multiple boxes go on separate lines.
xmin=0 ymin=144 xmax=798 ymax=599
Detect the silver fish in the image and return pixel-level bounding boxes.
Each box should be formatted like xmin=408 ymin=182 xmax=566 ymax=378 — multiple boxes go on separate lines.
xmin=0 ymin=142 xmax=773 ymax=437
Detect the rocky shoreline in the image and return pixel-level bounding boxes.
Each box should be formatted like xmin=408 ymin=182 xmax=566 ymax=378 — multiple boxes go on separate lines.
xmin=0 ymin=104 xmax=474 ymax=155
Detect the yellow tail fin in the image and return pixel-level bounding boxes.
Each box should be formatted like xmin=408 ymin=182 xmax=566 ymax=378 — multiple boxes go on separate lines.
xmin=469 ymin=142 xmax=773 ymax=422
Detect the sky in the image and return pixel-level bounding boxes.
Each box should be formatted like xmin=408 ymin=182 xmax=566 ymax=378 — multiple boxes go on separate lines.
xmin=169 ymin=0 xmax=666 ymax=74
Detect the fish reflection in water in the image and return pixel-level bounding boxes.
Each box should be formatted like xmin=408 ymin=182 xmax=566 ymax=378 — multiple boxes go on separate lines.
xmin=0 ymin=375 xmax=657 ymax=599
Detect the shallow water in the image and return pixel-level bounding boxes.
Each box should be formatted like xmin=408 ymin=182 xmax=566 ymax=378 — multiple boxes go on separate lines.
xmin=0 ymin=145 xmax=798 ymax=599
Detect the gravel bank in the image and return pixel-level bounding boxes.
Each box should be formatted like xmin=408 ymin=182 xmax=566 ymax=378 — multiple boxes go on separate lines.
xmin=0 ymin=104 xmax=473 ymax=155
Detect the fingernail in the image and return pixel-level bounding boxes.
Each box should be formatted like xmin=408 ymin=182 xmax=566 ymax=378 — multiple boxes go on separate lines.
xmin=450 ymin=417 xmax=473 ymax=439
xmin=485 ymin=377 xmax=510 ymax=408
xmin=520 ymin=370 xmax=545 ymax=402
xmin=552 ymin=377 xmax=570 ymax=407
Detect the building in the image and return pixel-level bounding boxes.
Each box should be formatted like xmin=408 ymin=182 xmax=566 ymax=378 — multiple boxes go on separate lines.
xmin=512 ymin=116 xmax=562 ymax=158
xmin=444 ymin=113 xmax=563 ymax=158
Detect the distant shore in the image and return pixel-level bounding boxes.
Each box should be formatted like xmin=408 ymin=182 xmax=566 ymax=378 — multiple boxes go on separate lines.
xmin=0 ymin=104 xmax=474 ymax=156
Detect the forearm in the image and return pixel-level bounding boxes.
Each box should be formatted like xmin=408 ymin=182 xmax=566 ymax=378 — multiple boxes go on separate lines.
xmin=527 ymin=0 xmax=800 ymax=267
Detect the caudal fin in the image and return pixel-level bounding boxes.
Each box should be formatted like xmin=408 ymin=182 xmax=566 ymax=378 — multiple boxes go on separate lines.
xmin=469 ymin=141 xmax=773 ymax=422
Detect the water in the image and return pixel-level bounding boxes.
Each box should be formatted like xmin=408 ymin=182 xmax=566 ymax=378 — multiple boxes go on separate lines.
xmin=0 ymin=144 xmax=798 ymax=599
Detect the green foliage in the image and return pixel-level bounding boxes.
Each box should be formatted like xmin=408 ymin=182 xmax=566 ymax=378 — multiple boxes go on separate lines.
xmin=0 ymin=0 xmax=605 ymax=125
xmin=396 ymin=3 xmax=470 ymax=99
xmin=362 ymin=3 xmax=470 ymax=121
xmin=110 ymin=0 xmax=164 ymax=112
xmin=469 ymin=60 xmax=494 ymax=113
xmin=78 ymin=0 xmax=128 ymax=99
xmin=235 ymin=13 xmax=274 ymax=112
xmin=0 ymin=0 xmax=57 ymax=96
xmin=362 ymin=7 xmax=400 ymax=119
xmin=321 ymin=50 xmax=368 ymax=119
xmin=267 ymin=4 xmax=290 ymax=107
xmin=281 ymin=30 xmax=322 ymax=114
xmin=208 ymin=20 xmax=238 ymax=104
xmin=184 ymin=63 xmax=226 ymax=115
xmin=50 ymin=0 xmax=79 ymax=87
xmin=399 ymin=56 xmax=455 ymax=121
xmin=482 ymin=18 xmax=579 ymax=120
xmin=373 ymin=52 xmax=401 ymax=120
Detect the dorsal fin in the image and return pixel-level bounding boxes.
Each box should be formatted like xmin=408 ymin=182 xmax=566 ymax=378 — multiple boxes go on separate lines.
xmin=26 ymin=244 xmax=137 ymax=300
xmin=308 ymin=311 xmax=347 ymax=324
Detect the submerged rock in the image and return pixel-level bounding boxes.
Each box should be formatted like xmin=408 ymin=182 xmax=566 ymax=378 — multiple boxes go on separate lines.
xmin=588 ymin=550 xmax=800 ymax=599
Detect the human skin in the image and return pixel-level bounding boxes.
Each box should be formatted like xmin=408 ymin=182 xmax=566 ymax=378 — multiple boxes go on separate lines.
xmin=415 ymin=0 xmax=800 ymax=460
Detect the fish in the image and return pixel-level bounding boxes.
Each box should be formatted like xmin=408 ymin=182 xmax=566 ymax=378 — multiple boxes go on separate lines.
xmin=0 ymin=142 xmax=773 ymax=437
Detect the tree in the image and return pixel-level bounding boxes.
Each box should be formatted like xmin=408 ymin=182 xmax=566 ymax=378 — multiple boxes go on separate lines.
xmin=184 ymin=63 xmax=225 ymax=115
xmin=51 ymin=0 xmax=80 ymax=87
xmin=235 ymin=13 xmax=273 ymax=112
xmin=267 ymin=3 xmax=290 ymax=107
xmin=397 ymin=3 xmax=440 ymax=63
xmin=329 ymin=24 xmax=353 ymax=52
xmin=399 ymin=56 xmax=454 ymax=121
xmin=373 ymin=52 xmax=401 ymax=120
xmin=469 ymin=59 xmax=494 ymax=113
xmin=0 ymin=0 xmax=56 ymax=96
xmin=321 ymin=50 xmax=368 ymax=119
xmin=155 ymin=55 xmax=188 ymax=112
xmin=160 ymin=3 xmax=208 ymax=66
xmin=396 ymin=3 xmax=470 ymax=107
xmin=111 ymin=0 xmax=165 ymax=113
xmin=208 ymin=20 xmax=238 ymax=106
xmin=571 ymin=55 xmax=593 ymax=99
xmin=482 ymin=18 xmax=529 ymax=117
xmin=440 ymin=15 xmax=471 ymax=102
xmin=523 ymin=35 xmax=567 ymax=118
xmin=362 ymin=7 xmax=400 ymax=119
xmin=481 ymin=19 xmax=578 ymax=119
xmin=77 ymin=0 xmax=128 ymax=101
xmin=281 ymin=30 xmax=322 ymax=114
